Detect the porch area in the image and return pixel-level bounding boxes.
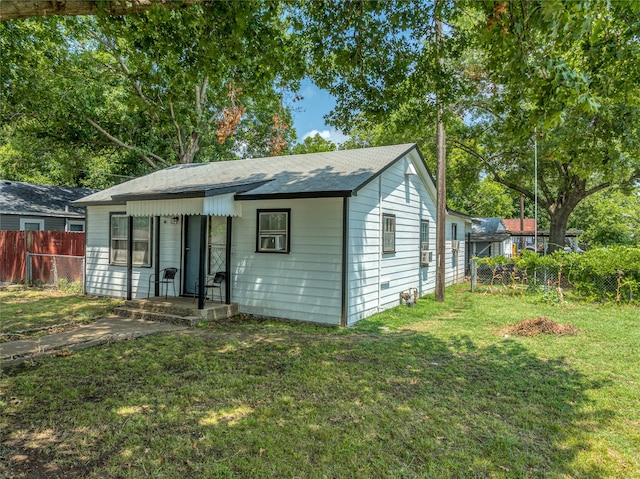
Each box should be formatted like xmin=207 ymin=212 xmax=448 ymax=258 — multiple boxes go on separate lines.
xmin=115 ymin=296 xmax=239 ymax=328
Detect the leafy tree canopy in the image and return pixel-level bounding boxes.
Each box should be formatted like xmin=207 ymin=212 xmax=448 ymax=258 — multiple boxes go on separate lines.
xmin=290 ymin=133 xmax=337 ymax=154
xmin=1 ymin=2 xmax=303 ymax=187
xmin=295 ymin=0 xmax=640 ymax=251
xmin=569 ymin=188 xmax=640 ymax=247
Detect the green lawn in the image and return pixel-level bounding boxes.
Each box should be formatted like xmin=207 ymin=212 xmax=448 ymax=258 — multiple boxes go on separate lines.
xmin=0 ymin=285 xmax=122 ymax=338
xmin=1 ymin=285 xmax=638 ymax=478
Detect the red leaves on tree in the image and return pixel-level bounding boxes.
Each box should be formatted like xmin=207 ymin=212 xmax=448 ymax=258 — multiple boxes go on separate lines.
xmin=269 ymin=115 xmax=288 ymax=156
xmin=216 ymin=85 xmax=246 ymax=144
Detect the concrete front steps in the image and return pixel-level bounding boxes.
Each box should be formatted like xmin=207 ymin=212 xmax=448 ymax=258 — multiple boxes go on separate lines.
xmin=114 ymin=296 xmax=239 ymax=327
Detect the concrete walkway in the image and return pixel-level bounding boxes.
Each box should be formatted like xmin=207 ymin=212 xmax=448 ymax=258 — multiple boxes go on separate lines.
xmin=1 ymin=316 xmax=187 ymax=369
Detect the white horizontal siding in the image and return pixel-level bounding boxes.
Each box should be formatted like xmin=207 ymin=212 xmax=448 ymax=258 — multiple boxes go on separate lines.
xmin=85 ymin=206 xmax=183 ymax=299
xmin=232 ymin=198 xmax=343 ymax=325
xmin=445 ymin=216 xmax=469 ymax=285
xmin=347 ymin=152 xmax=439 ymax=324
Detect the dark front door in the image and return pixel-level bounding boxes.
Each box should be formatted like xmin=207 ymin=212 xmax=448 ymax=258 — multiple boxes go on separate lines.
xmin=183 ymin=215 xmax=202 ymax=295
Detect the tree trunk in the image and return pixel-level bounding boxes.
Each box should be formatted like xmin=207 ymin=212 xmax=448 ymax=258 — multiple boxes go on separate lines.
xmin=0 ymin=0 xmax=209 ymax=21
xmin=180 ymin=131 xmax=200 ymax=164
xmin=546 ymin=205 xmax=574 ymax=254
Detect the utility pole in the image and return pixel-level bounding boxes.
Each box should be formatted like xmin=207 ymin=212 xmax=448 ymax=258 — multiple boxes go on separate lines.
xmin=435 ymin=8 xmax=446 ymax=302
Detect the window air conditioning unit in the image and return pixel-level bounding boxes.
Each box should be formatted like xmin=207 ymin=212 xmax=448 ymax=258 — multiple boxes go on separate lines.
xmin=420 ymin=250 xmax=433 ymax=266
xmin=451 ymin=240 xmax=460 ymax=252
xmin=261 ymin=234 xmax=284 ymax=251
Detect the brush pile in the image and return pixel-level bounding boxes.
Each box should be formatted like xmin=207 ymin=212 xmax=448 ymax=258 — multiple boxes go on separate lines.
xmin=501 ymin=316 xmax=578 ymax=337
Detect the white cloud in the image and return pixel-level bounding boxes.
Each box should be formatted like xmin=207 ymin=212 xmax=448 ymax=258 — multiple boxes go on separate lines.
xmin=301 ymin=85 xmax=318 ymax=100
xmin=302 ymin=129 xmax=350 ymax=145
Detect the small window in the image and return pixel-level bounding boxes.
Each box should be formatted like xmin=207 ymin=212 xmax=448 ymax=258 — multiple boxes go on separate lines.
xmin=110 ymin=214 xmax=152 ymax=267
xmin=66 ymin=220 xmax=85 ymax=232
xmin=420 ymin=220 xmax=429 ymax=248
xmin=451 ymin=223 xmax=458 ymax=240
xmin=383 ymin=214 xmax=396 ymax=253
xmin=20 ymin=218 xmax=44 ymax=231
xmin=420 ymin=219 xmax=430 ymax=266
xmin=257 ymin=209 xmax=290 ymax=253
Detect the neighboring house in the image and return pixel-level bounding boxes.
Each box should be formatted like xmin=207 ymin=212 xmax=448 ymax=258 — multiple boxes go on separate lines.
xmin=0 ymin=179 xmax=96 ymax=232
xmin=471 ymin=217 xmax=583 ymax=258
xmin=469 ymin=218 xmax=511 ymax=258
xmin=502 ymin=218 xmax=583 ymax=253
xmin=502 ymin=218 xmax=537 ymax=254
xmin=75 ymin=143 xmax=471 ymax=326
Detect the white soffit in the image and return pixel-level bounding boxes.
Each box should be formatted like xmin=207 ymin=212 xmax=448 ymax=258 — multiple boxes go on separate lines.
xmin=126 ymin=194 xmax=241 ymax=217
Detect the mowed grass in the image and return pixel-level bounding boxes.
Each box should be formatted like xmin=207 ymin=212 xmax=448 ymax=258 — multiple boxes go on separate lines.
xmin=1 ymin=285 xmax=638 ymax=478
xmin=0 ymin=285 xmax=122 ymax=336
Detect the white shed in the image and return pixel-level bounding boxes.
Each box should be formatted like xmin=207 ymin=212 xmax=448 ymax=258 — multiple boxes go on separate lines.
xmin=75 ymin=144 xmax=470 ymax=326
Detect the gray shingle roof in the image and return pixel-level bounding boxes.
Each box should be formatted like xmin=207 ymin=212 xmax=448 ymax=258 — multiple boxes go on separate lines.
xmin=75 ymin=144 xmax=419 ymax=205
xmin=0 ymin=180 xmax=97 ymax=217
xmin=472 ymin=218 xmax=507 ymax=235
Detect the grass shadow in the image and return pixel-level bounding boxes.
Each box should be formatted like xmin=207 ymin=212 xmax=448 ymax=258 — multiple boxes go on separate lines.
xmin=1 ymin=318 xmax=612 ymax=478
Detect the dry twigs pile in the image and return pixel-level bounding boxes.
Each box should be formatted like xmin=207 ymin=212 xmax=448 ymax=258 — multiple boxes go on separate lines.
xmin=501 ymin=316 xmax=578 ymax=337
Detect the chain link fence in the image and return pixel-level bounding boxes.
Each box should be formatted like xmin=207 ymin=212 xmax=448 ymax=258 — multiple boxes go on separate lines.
xmin=26 ymin=253 xmax=85 ymax=292
xmin=470 ymin=258 xmax=636 ymax=303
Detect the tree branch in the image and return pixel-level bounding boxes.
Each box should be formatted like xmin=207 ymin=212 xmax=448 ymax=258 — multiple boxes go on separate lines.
xmin=169 ymin=102 xmax=185 ymax=158
xmin=1 ymin=0 xmax=211 ymax=21
xmin=84 ymin=117 xmax=167 ymax=168
xmin=91 ymin=32 xmax=157 ymax=112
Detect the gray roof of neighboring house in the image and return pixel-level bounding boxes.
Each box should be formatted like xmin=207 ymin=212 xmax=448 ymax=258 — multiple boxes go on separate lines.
xmin=0 ymin=179 xmax=97 ymax=218
xmin=75 ymin=144 xmax=421 ymax=206
xmin=472 ymin=218 xmax=508 ymax=235
xmin=471 ymin=217 xmax=510 ymax=241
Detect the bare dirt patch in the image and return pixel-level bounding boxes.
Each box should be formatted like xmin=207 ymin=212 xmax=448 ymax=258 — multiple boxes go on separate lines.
xmin=500 ymin=316 xmax=578 ymax=337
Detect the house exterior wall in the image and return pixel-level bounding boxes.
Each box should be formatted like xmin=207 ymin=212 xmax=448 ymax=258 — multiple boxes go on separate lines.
xmin=445 ymin=216 xmax=468 ymax=285
xmin=0 ymin=214 xmax=68 ymax=231
xmin=84 ymin=206 xmax=182 ymax=298
xmin=346 ymin=154 xmax=438 ymax=325
xmin=83 ymin=155 xmax=470 ymax=326
xmin=231 ymin=197 xmax=343 ymax=325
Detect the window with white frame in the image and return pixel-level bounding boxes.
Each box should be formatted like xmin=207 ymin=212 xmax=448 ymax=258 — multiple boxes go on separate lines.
xmin=420 ymin=219 xmax=431 ymax=266
xmin=451 ymin=222 xmax=459 ymax=253
xmin=383 ymin=213 xmax=396 ymax=253
xmin=20 ymin=218 xmax=44 ymax=231
xmin=110 ymin=214 xmax=152 ymax=266
xmin=257 ymin=209 xmax=290 ymax=253
xmin=66 ymin=220 xmax=85 ymax=232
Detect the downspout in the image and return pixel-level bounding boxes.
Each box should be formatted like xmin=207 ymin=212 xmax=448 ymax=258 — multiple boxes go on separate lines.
xmin=126 ymin=215 xmax=133 ymax=300
xmin=341 ymin=196 xmax=349 ymax=327
xmin=154 ymin=216 xmax=160 ymax=297
xmin=225 ymin=216 xmax=232 ymax=305
xmin=197 ymin=215 xmax=207 ymax=310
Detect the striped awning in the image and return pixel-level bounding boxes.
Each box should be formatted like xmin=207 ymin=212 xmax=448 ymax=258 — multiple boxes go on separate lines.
xmin=126 ymin=193 xmax=242 ymax=217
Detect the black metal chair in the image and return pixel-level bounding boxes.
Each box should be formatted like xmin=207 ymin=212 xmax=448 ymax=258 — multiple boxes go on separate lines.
xmin=147 ymin=267 xmax=178 ymax=299
xmin=193 ymin=271 xmax=226 ymax=303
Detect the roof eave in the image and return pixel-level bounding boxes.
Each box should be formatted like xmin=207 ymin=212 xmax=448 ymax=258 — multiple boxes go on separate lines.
xmin=351 ymin=144 xmax=419 ymax=196
xmin=236 ymin=190 xmax=352 ymax=201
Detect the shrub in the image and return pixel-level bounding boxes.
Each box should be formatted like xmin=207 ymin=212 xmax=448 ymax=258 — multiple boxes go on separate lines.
xmin=475 ymin=247 xmax=639 ymax=304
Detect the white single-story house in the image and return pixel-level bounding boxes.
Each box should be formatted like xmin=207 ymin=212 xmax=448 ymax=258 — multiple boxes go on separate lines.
xmin=74 ymin=143 xmax=471 ymax=326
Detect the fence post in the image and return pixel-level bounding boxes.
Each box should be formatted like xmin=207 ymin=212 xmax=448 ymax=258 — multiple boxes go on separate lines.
xmin=470 ymin=258 xmax=477 ymax=292
xmin=53 ymin=255 xmax=58 ymax=288
xmin=26 ymin=252 xmax=31 ymax=285
xmin=82 ymin=256 xmax=86 ymax=294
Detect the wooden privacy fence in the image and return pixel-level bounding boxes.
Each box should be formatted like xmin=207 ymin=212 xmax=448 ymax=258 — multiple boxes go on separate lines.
xmin=0 ymin=231 xmax=85 ymax=284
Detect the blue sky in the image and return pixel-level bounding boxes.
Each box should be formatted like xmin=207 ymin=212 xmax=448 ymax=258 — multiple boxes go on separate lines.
xmin=290 ymin=79 xmax=349 ymax=145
